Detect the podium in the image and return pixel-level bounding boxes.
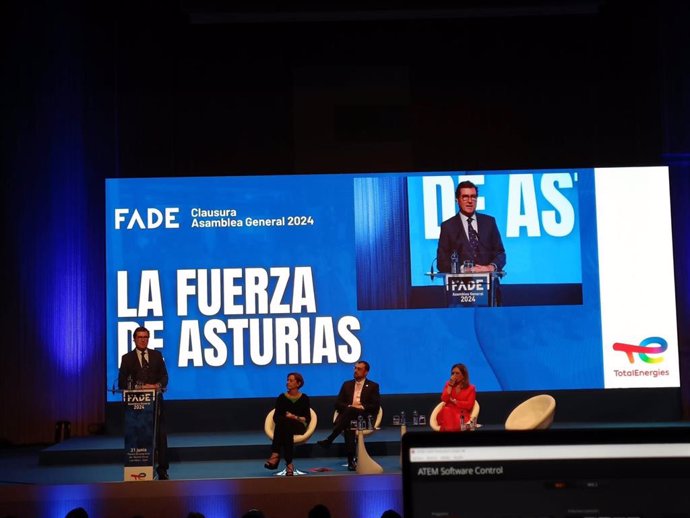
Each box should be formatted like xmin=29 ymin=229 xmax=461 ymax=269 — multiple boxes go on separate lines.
xmin=440 ymin=271 xmax=504 ymax=307
xmin=122 ymin=389 xmax=160 ymax=481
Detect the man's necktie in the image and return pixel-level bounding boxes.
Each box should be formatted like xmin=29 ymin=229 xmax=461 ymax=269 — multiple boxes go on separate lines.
xmin=141 ymin=350 xmax=149 ymax=369
xmin=467 ymin=217 xmax=479 ymax=260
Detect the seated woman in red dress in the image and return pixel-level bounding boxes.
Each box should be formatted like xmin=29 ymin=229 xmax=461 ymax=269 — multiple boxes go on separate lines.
xmin=437 ymin=363 xmax=476 ymax=431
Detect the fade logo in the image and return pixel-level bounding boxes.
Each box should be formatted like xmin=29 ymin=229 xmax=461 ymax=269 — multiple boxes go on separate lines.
xmin=613 ymin=336 xmax=667 ymax=364
xmin=130 ymin=472 xmax=148 ymax=480
xmin=114 ymin=208 xmax=180 ymax=229
xmin=449 ymin=277 xmax=486 ymax=292
xmin=125 ymin=391 xmax=154 ymax=403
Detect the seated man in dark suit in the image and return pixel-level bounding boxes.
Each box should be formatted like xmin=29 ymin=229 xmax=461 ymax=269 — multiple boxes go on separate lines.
xmin=317 ymin=361 xmax=381 ymax=471
xmin=117 ymin=326 xmax=170 ymax=480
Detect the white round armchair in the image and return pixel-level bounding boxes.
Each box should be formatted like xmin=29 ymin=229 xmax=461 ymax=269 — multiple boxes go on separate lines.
xmin=504 ymin=394 xmax=556 ymax=430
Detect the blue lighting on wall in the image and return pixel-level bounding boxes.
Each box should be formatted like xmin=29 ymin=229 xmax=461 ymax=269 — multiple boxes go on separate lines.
xmin=178 ymin=494 xmax=235 ymax=518
xmin=9 ymin=2 xmax=107 ymax=439
xmin=40 ymin=485 xmax=94 ymax=518
xmin=353 ymin=475 xmax=403 ymax=518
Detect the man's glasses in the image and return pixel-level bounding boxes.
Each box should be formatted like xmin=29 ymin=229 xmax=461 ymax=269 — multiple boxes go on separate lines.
xmin=460 ymin=195 xmax=478 ymax=201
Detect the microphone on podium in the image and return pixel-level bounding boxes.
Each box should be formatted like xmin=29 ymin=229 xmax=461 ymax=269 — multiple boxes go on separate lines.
xmin=429 ymin=258 xmax=437 ymax=281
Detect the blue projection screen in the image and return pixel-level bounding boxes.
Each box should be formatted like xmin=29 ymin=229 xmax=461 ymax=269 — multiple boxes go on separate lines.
xmin=105 ymin=167 xmax=680 ymax=401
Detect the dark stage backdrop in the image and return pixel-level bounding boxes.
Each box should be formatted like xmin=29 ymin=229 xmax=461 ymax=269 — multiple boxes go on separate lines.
xmin=1 ymin=1 xmax=689 ymax=444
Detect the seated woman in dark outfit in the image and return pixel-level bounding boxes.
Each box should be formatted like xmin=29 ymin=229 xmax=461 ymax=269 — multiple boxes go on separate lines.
xmin=264 ymin=372 xmax=311 ymax=475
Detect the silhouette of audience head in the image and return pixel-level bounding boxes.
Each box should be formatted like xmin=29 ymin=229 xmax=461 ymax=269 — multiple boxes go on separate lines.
xmin=241 ymin=509 xmax=266 ymax=518
xmin=187 ymin=513 xmax=205 ymax=518
xmin=308 ymin=504 xmax=331 ymax=518
xmin=381 ymin=510 xmax=402 ymax=518
xmin=65 ymin=508 xmax=88 ymax=518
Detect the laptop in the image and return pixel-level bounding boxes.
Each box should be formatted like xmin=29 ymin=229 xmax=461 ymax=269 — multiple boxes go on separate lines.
xmin=402 ymin=427 xmax=690 ymax=518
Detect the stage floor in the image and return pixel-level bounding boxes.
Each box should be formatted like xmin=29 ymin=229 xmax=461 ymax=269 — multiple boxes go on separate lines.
xmin=3 ymin=422 xmax=687 ymax=518
xmin=2 ymin=426 xmax=407 ymax=485
xmin=0 ymin=456 xmax=403 ymax=518
xmin=3 ymin=421 xmax=682 ymax=485
xmin=0 ymin=430 xmax=405 ymax=518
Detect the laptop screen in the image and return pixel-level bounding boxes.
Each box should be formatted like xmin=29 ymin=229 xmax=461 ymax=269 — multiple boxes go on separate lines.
xmin=402 ymin=427 xmax=690 ymax=518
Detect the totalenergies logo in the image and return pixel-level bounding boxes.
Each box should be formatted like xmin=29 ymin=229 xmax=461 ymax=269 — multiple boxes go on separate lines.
xmin=613 ymin=337 xmax=667 ymax=364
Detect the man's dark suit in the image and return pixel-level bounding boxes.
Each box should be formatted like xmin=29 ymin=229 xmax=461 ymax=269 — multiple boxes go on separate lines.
xmin=332 ymin=378 xmax=381 ymax=459
xmin=118 ymin=348 xmax=169 ymax=473
xmin=118 ymin=348 xmax=169 ymax=389
xmin=437 ymin=212 xmax=506 ymax=273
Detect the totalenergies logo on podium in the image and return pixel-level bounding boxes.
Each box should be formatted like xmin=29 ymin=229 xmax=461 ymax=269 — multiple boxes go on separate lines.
xmin=613 ymin=337 xmax=667 ymax=364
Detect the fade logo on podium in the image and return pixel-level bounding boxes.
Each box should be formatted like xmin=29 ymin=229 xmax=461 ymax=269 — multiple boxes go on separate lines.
xmin=610 ymin=336 xmax=671 ymax=382
xmin=445 ymin=273 xmax=490 ymax=306
xmin=125 ymin=390 xmax=155 ymax=407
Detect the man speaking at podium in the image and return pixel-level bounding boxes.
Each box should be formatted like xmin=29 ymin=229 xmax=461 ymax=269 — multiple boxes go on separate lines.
xmin=118 ymin=326 xmax=170 ymax=480
xmin=437 ymin=181 xmax=506 ymax=300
